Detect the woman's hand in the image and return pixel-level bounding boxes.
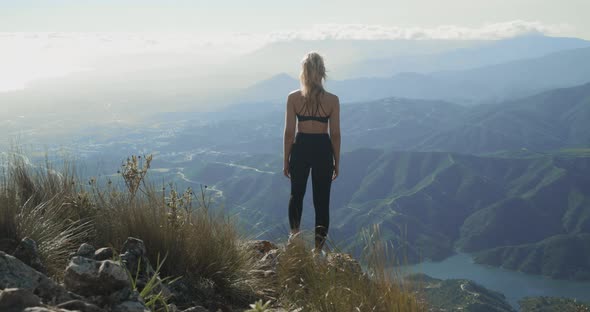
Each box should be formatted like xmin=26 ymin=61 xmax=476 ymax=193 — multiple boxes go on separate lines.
xmin=332 ymin=163 xmax=339 ymax=181
xmin=283 ymin=161 xmax=291 ymax=179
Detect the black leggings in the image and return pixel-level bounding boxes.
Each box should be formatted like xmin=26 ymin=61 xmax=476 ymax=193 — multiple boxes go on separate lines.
xmin=288 ymin=132 xmax=334 ymax=247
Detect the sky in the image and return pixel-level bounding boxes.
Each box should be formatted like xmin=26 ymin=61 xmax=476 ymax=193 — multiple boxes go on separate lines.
xmin=0 ymin=0 xmax=588 ymax=93
xmin=0 ymin=0 xmax=588 ymax=37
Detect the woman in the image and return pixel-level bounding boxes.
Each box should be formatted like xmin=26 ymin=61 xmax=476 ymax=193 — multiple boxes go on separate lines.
xmin=283 ymin=52 xmax=341 ymax=253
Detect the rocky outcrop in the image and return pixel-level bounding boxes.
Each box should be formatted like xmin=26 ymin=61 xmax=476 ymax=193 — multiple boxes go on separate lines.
xmin=0 ymin=238 xmax=154 ymax=312
xmin=64 ymin=256 xmax=130 ymax=297
xmin=0 ymin=288 xmax=42 ymax=312
xmin=0 ymin=251 xmax=73 ymax=303
xmin=94 ymin=247 xmax=114 ymax=261
xmin=13 ymin=237 xmax=46 ymax=274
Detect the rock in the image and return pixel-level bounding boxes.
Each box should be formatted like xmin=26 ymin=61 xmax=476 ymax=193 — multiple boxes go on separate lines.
xmin=119 ymin=237 xmax=156 ymax=291
xmin=182 ymin=306 xmax=208 ymax=312
xmin=0 ymin=288 xmax=42 ymax=312
xmin=23 ymin=307 xmax=71 ymax=312
xmin=84 ymin=287 xmax=138 ymax=308
xmin=64 ymin=256 xmax=130 ymax=297
xmin=166 ymin=303 xmax=180 ymax=312
xmin=57 ymin=300 xmax=105 ymax=312
xmin=120 ymin=237 xmax=150 ymax=276
xmin=13 ymin=237 xmax=46 ymax=274
xmin=112 ymin=300 xmax=150 ymax=312
xmin=94 ymin=247 xmax=114 ymax=261
xmin=76 ymin=243 xmax=96 ymax=258
xmin=166 ymin=277 xmax=197 ymax=308
xmin=0 ymin=238 xmax=18 ymax=254
xmin=0 ymin=251 xmax=73 ymax=303
xmin=244 ymin=240 xmax=278 ymax=259
xmin=121 ymin=237 xmax=146 ymax=258
xmin=259 ymin=249 xmax=281 ymax=270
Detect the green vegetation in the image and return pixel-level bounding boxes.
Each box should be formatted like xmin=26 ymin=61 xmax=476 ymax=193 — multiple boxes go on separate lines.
xmin=202 ymin=148 xmax=590 ymax=281
xmin=519 ymin=296 xmax=590 ymax=312
xmin=474 ymin=234 xmax=590 ymax=280
xmin=406 ymin=274 xmax=515 ymax=312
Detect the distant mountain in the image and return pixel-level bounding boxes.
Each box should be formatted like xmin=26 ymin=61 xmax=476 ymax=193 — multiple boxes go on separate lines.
xmin=339 ymin=35 xmax=590 ymax=78
xmin=186 ymin=83 xmax=590 ymax=156
xmin=474 ymin=234 xmax=590 ymax=280
xmin=229 ymin=39 xmax=482 ymax=80
xmin=418 ymin=82 xmax=590 ymax=154
xmin=236 ymin=47 xmax=590 ymax=105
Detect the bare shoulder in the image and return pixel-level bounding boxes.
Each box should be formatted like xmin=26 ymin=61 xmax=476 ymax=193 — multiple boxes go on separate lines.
xmin=323 ymin=91 xmax=340 ymax=107
xmin=288 ymin=89 xmax=302 ymax=98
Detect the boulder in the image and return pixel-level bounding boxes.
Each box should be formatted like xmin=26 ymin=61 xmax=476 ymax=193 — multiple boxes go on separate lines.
xmin=64 ymin=256 xmax=130 ymax=297
xmin=121 ymin=238 xmax=146 ymax=258
xmin=0 ymin=251 xmax=73 ymax=303
xmin=0 ymin=288 xmax=42 ymax=312
xmin=112 ymin=300 xmax=150 ymax=312
xmin=119 ymin=237 xmax=159 ymax=292
xmin=13 ymin=237 xmax=46 ymax=274
xmin=57 ymin=299 xmax=105 ymax=312
xmin=120 ymin=238 xmax=153 ymax=280
xmin=76 ymin=243 xmax=96 ymax=258
xmin=94 ymin=247 xmax=114 ymax=261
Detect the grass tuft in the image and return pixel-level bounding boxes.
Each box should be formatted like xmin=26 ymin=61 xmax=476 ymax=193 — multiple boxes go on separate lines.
xmin=275 ymin=225 xmax=425 ymax=312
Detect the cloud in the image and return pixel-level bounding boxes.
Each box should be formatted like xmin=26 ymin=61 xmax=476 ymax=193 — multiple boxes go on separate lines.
xmin=266 ymin=20 xmax=572 ymax=41
xmin=0 ymin=21 xmax=574 ymax=92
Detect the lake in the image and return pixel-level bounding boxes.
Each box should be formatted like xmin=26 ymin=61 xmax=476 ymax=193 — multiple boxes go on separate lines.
xmin=404 ymin=253 xmax=590 ymax=309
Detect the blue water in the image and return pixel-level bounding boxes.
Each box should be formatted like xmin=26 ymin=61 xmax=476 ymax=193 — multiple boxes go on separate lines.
xmin=403 ymin=253 xmax=590 ymax=309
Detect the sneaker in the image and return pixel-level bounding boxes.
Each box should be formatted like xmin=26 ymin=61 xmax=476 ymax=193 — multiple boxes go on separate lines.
xmin=311 ymin=248 xmax=327 ymax=258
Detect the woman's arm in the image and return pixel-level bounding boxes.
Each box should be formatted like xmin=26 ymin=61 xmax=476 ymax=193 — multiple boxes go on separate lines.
xmin=283 ymin=94 xmax=296 ymax=178
xmin=329 ymin=96 xmax=341 ymax=180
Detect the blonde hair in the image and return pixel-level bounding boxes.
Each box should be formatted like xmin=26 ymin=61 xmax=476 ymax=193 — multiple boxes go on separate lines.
xmin=299 ymin=52 xmax=327 ymax=115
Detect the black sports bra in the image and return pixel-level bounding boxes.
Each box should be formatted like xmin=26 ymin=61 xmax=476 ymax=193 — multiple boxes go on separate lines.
xmin=296 ymin=114 xmax=329 ymax=123
xmin=296 ymin=91 xmax=330 ymax=123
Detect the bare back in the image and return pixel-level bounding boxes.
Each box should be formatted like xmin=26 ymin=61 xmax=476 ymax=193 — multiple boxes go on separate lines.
xmin=289 ymin=89 xmax=339 ymax=134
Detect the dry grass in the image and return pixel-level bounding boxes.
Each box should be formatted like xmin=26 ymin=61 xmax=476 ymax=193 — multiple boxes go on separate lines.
xmin=275 ymin=226 xmax=425 ymax=312
xmin=0 ymin=152 xmax=91 ymax=278
xmin=0 ymin=152 xmax=259 ymax=303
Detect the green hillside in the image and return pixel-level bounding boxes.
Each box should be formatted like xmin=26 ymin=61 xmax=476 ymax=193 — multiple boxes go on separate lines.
xmin=417 ymin=82 xmax=590 ymax=154
xmin=474 ymin=234 xmax=590 ymax=280
xmin=407 ymin=274 xmax=515 ymax=312
xmin=519 ymin=296 xmax=590 ymax=312
xmin=183 ymin=149 xmax=590 ymax=279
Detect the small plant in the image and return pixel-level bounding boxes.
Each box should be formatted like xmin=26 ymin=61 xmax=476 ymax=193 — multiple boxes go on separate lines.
xmin=120 ymin=154 xmax=152 ymax=199
xmin=125 ymin=253 xmax=180 ymax=312
xmin=246 ymin=299 xmax=272 ymax=312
